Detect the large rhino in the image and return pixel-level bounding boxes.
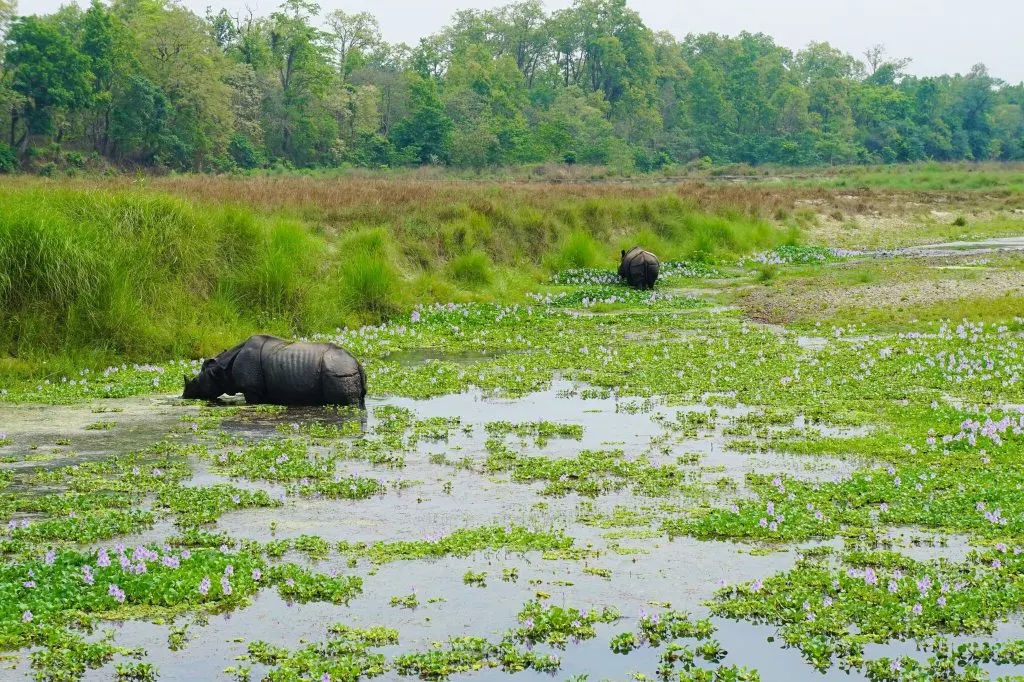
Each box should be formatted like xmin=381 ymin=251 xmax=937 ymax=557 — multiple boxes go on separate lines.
xmin=182 ymin=335 xmax=366 ymax=407
xmin=618 ymin=246 xmax=660 ymax=289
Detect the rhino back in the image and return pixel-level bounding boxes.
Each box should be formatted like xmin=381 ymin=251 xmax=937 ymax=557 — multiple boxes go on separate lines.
xmin=262 ymin=342 xmax=330 ymax=403
xmin=231 ymin=335 xmax=278 ymax=396
xmin=622 ymin=250 xmax=659 ymax=288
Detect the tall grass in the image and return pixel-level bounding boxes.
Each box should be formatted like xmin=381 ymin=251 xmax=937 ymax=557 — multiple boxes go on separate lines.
xmin=0 ymin=180 xmax=790 ymax=371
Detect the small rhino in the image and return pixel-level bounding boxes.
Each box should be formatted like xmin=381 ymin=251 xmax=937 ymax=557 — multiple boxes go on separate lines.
xmin=619 ymin=246 xmax=660 ymax=289
xmin=183 ymin=335 xmax=366 ymax=407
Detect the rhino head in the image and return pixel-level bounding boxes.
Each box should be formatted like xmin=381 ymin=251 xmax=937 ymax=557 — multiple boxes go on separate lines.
xmin=182 ymin=358 xmax=226 ymax=400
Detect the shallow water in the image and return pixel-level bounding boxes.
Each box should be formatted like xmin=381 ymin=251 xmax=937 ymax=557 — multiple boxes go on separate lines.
xmin=906 ymin=235 xmax=1024 ymax=255
xmin=0 ymin=375 xmax=1006 ymax=680
xmin=0 ymin=396 xmax=195 ymax=467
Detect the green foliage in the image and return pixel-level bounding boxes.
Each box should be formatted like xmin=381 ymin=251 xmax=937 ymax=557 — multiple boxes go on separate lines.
xmin=336 ymin=525 xmax=573 ymax=564
xmin=0 ymin=181 xmax=787 ymax=370
xmin=552 ymin=231 xmax=604 ymax=271
xmin=267 ymin=564 xmax=363 ymax=605
xmin=0 ymin=144 xmax=16 ymax=173
xmin=331 ymin=228 xmax=402 ymax=321
xmin=0 ymin=0 xmax=1019 ymax=171
xmin=447 ymin=251 xmax=493 ymax=288
xmin=248 ymin=624 xmax=395 ymax=680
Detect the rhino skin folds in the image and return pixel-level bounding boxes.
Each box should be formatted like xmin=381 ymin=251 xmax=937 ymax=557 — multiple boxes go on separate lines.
xmin=182 ymin=335 xmax=367 ymax=407
xmin=618 ymin=246 xmax=660 ymax=289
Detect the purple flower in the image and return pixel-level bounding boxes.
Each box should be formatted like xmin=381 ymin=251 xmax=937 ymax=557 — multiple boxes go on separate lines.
xmin=252 ymin=569 xmax=262 ymax=581
xmin=751 ymin=579 xmax=763 ymax=592
xmin=224 ymin=565 xmax=234 ymax=577
xmin=937 ymin=596 xmax=947 ymax=607
xmin=44 ymin=549 xmax=55 ymax=565
xmin=97 ymin=548 xmax=110 ymax=568
xmin=108 ymin=583 xmax=125 ymax=603
xmin=221 ymin=576 xmax=232 ymax=596
xmin=322 ymin=674 xmax=331 ymax=682
xmin=181 ymin=549 xmax=191 ymax=560
xmin=823 ymin=596 xmax=833 ymax=607
xmin=912 ymin=603 xmax=922 ymax=615
xmin=864 ymin=568 xmax=877 ymax=586
xmin=22 ymin=610 xmax=32 ymax=623
xmin=199 ymin=577 xmax=211 ymax=596
xmin=23 ymin=580 xmax=35 ymax=589
xmin=888 ymin=580 xmax=898 ymax=594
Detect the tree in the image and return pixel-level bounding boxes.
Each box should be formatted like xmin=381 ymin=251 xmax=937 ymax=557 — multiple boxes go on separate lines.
xmin=5 ymin=16 xmax=92 ymax=152
xmin=264 ymin=0 xmax=335 ymax=165
xmin=863 ymin=44 xmax=912 ymax=84
xmin=80 ymin=0 xmax=132 ymax=156
xmin=952 ymin=63 xmax=998 ymax=159
xmin=129 ymin=0 xmax=234 ymax=169
xmin=109 ymin=73 xmax=172 ymax=162
xmin=0 ymin=0 xmax=14 ymax=38
xmin=391 ymin=74 xmax=451 ymax=163
xmin=325 ymin=9 xmax=379 ymax=82
xmin=2 ymin=0 xmax=1022 ymax=172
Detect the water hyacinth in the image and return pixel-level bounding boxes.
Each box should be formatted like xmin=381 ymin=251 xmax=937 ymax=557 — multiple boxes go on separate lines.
xmin=108 ymin=583 xmax=126 ymax=604
xmin=5 ymin=205 xmax=1024 ymax=679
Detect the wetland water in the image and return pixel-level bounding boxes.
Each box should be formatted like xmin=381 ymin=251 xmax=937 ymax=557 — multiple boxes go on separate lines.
xmin=5 ymin=259 xmax=1024 ymax=681
xmin=0 ymin=382 xmax=1011 ymax=681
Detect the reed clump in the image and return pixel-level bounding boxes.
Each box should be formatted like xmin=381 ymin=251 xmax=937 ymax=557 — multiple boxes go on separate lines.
xmin=0 ymin=180 xmax=788 ymax=369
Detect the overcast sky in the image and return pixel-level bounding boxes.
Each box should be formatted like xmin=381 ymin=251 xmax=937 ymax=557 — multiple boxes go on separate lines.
xmin=21 ymin=0 xmax=1024 ymax=83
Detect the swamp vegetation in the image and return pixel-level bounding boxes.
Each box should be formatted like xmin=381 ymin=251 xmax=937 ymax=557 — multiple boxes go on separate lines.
xmin=1 ymin=172 xmax=1024 ymax=680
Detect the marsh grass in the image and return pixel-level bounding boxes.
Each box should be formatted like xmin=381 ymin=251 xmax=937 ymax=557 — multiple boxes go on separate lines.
xmin=0 ymin=181 xmax=787 ymax=373
xmin=447 ymin=251 xmax=494 ymax=288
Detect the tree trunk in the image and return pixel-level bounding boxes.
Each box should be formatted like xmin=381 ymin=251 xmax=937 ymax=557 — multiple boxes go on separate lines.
xmin=101 ymin=108 xmax=110 ymax=156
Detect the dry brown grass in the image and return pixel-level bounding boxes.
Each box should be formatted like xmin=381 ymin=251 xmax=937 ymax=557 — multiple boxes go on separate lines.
xmin=0 ymin=174 xmax=835 ymax=224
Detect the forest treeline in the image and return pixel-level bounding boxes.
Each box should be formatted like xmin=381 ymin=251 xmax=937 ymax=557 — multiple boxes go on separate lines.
xmin=1 ymin=0 xmax=1023 ymax=174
